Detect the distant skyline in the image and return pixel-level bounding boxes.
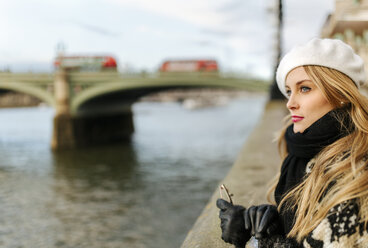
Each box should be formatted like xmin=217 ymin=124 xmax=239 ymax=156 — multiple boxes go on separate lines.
xmin=1 ymin=0 xmax=334 ymax=79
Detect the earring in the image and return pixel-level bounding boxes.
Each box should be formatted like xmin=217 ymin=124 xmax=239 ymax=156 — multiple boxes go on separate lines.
xmin=341 ymin=101 xmax=345 ymax=105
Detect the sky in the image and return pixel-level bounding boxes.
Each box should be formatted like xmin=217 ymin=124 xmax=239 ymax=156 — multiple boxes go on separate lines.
xmin=0 ymin=0 xmax=334 ymax=79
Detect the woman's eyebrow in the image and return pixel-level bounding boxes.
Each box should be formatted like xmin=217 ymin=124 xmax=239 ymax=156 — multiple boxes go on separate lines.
xmin=286 ymin=79 xmax=312 ymax=88
xmin=295 ymin=79 xmax=312 ymax=85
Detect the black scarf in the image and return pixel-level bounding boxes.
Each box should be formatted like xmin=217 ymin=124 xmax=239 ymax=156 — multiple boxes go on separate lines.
xmin=274 ymin=109 xmax=351 ymax=235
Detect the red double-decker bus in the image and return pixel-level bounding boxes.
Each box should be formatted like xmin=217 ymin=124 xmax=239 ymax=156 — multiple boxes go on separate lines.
xmin=54 ymin=55 xmax=118 ymax=72
xmin=159 ymin=59 xmax=219 ymax=72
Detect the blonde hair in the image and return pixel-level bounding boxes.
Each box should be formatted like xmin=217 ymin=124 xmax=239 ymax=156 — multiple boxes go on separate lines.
xmin=268 ymin=65 xmax=368 ymax=241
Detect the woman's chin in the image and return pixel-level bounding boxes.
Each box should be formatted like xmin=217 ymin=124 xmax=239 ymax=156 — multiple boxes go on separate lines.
xmin=293 ymin=125 xmax=305 ymax=134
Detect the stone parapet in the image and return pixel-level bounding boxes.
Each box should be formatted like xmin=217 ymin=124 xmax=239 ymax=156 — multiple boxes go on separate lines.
xmin=181 ymin=100 xmax=287 ymax=248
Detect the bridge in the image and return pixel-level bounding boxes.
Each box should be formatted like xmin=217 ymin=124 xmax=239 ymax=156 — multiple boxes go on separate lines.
xmin=0 ymin=70 xmax=269 ymax=150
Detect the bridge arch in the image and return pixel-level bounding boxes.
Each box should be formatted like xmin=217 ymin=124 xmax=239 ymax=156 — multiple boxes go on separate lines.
xmin=0 ymin=82 xmax=55 ymax=107
xmin=71 ymin=78 xmax=267 ymax=113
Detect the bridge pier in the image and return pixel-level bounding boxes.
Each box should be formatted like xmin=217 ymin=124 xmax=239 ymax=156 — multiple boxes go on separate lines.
xmin=52 ymin=68 xmax=75 ymax=150
xmin=73 ymin=111 xmax=134 ymax=146
xmin=52 ymin=113 xmax=76 ymax=150
xmin=52 ymin=111 xmax=134 ymax=150
xmin=51 ymin=69 xmax=135 ymax=150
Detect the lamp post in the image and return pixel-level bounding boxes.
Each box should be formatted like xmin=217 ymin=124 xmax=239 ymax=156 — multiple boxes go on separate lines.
xmin=269 ymin=0 xmax=285 ymax=100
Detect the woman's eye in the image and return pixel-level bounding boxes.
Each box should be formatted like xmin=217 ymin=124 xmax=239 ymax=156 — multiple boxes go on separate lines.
xmin=301 ymin=86 xmax=311 ymax=93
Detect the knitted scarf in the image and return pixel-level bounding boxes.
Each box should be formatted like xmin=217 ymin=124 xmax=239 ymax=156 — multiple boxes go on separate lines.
xmin=274 ymin=109 xmax=351 ymax=235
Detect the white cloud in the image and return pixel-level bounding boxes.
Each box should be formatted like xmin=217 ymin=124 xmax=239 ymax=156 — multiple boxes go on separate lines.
xmin=108 ymin=0 xmax=227 ymax=29
xmin=0 ymin=0 xmax=335 ymax=78
xmin=283 ymin=0 xmax=334 ymax=52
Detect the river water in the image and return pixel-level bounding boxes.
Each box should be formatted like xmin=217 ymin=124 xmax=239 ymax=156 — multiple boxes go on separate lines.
xmin=0 ymin=95 xmax=266 ymax=248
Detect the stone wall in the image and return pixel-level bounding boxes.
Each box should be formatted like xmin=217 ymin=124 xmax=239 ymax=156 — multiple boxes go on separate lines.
xmin=181 ymin=101 xmax=287 ymax=248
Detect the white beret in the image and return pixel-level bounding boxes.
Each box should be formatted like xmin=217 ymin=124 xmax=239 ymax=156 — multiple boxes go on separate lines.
xmin=276 ymin=38 xmax=366 ymax=98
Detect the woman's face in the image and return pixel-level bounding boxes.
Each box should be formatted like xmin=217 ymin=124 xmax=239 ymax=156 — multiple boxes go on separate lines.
xmin=285 ymin=66 xmax=334 ymax=133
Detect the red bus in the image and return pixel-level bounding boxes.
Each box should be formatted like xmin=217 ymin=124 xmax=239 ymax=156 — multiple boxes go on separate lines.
xmin=159 ymin=59 xmax=219 ymax=72
xmin=54 ymin=55 xmax=118 ymax=72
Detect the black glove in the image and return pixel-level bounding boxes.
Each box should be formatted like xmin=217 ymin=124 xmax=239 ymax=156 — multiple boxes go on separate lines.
xmin=216 ymin=199 xmax=251 ymax=248
xmin=244 ymin=204 xmax=283 ymax=239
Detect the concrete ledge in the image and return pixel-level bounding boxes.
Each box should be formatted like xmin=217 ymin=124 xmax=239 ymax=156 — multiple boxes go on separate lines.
xmin=181 ymin=100 xmax=287 ymax=248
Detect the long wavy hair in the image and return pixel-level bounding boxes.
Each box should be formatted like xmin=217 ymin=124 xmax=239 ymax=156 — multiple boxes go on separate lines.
xmin=267 ymin=65 xmax=368 ymax=241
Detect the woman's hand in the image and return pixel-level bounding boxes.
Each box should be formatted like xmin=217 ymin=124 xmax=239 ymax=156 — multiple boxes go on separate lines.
xmin=216 ymin=199 xmax=251 ymax=248
xmin=244 ymin=204 xmax=283 ymax=239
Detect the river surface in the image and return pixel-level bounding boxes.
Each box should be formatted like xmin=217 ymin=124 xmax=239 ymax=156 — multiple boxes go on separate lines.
xmin=0 ymin=95 xmax=266 ymax=248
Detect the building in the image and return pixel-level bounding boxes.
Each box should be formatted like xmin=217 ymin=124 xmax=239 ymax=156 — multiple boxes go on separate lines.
xmin=321 ymin=0 xmax=368 ymax=85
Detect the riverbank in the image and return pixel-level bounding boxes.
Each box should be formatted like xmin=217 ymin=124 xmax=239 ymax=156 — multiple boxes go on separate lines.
xmin=140 ymin=88 xmax=266 ymax=109
xmin=0 ymin=92 xmax=43 ymax=108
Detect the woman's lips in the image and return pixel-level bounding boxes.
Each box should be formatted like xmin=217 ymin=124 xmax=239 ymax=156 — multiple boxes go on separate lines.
xmin=292 ymin=116 xmax=304 ymax=123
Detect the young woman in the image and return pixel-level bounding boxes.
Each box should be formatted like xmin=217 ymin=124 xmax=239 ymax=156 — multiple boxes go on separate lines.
xmin=216 ymin=38 xmax=368 ymax=247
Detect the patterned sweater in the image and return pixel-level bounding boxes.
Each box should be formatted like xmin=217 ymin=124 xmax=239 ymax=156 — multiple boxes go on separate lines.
xmin=257 ymin=157 xmax=368 ymax=248
xmin=257 ymin=200 xmax=368 ymax=248
xmin=302 ymin=156 xmax=368 ymax=248
xmin=302 ymin=200 xmax=368 ymax=247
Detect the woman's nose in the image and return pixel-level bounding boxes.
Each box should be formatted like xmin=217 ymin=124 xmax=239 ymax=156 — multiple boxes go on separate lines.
xmin=286 ymin=94 xmax=298 ymax=110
